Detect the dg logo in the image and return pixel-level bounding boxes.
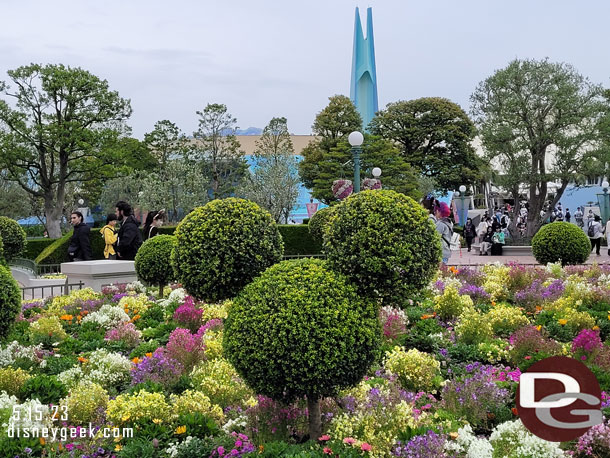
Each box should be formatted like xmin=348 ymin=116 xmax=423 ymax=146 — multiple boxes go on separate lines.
xmin=516 ymin=356 xmax=602 ymax=441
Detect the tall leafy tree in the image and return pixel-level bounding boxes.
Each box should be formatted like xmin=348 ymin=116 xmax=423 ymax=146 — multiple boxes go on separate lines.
xmin=471 ymin=58 xmax=607 ymax=236
xmin=240 ymin=117 xmax=300 ymax=222
xmin=0 ymin=64 xmax=132 ymax=237
xmin=191 ymin=103 xmax=247 ymax=199
xmin=369 ymin=97 xmax=481 ymax=193
xmin=143 ymin=120 xmax=189 ymax=176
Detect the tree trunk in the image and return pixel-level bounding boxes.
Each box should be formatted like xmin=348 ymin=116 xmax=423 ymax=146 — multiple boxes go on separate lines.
xmin=45 ymin=199 xmax=63 ymax=238
xmin=307 ymin=396 xmax=322 ymax=441
xmin=158 ymin=283 xmax=165 ymax=298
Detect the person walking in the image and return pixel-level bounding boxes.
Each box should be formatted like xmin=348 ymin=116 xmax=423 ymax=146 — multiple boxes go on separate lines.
xmin=575 ymin=207 xmax=584 ymax=228
xmin=588 ymin=215 xmax=604 ymax=256
xmin=434 ymin=202 xmax=453 ymax=265
xmin=100 ymin=214 xmax=118 ymax=260
xmin=67 ymin=211 xmax=91 ymax=261
xmin=143 ymin=209 xmax=165 ymax=241
xmin=464 ymin=217 xmax=476 ymax=252
xmin=115 ymin=201 xmax=143 ymax=260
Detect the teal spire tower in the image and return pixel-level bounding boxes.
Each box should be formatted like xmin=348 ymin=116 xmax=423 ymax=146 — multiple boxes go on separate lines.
xmin=350 ymin=7 xmax=378 ymax=131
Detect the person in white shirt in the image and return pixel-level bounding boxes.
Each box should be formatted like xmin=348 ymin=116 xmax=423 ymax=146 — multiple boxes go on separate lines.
xmin=589 ymin=215 xmax=604 ymax=256
xmin=476 ymin=217 xmax=489 ymax=243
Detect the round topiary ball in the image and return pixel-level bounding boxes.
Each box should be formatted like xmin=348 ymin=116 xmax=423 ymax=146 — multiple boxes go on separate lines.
xmin=135 ymin=235 xmax=177 ymax=297
xmin=308 ymin=206 xmax=336 ymax=244
xmin=0 ymin=265 xmax=21 ymax=339
xmin=172 ymin=198 xmax=284 ymax=301
xmin=0 ymin=238 xmax=5 ymax=266
xmin=223 ymin=258 xmax=380 ymax=437
xmin=0 ymin=217 xmax=26 ymax=262
xmin=532 ymin=222 xmax=590 ymax=266
xmin=324 ymin=190 xmax=441 ymax=302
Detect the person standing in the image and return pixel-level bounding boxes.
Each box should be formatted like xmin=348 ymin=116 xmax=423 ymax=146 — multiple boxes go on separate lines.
xmin=476 ymin=217 xmax=489 ymax=244
xmin=574 ymin=207 xmax=584 ymax=227
xmin=143 ymin=209 xmax=165 ymax=241
xmin=565 ymin=208 xmax=571 ymax=223
xmin=588 ymin=215 xmax=604 ymax=256
xmin=435 ymin=202 xmax=453 ymax=265
xmin=100 ymin=214 xmax=118 ymax=260
xmin=67 ymin=211 xmax=91 ymax=261
xmin=115 ymin=201 xmax=143 ymax=260
xmin=464 ymin=218 xmax=476 ymax=252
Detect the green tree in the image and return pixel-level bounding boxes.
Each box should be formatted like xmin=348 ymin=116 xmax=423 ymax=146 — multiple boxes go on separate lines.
xmin=0 ymin=64 xmax=132 ymax=237
xmin=369 ymin=97 xmax=481 ymax=193
xmin=239 ymin=117 xmax=300 ymax=222
xmin=191 ymin=104 xmax=248 ymax=199
xmin=143 ymin=120 xmax=189 ymax=176
xmin=471 ymin=58 xmax=607 ymax=236
xmin=0 ymin=173 xmax=32 ymax=219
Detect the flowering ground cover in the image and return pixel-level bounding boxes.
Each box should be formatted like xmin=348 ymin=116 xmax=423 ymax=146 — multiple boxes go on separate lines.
xmin=4 ymin=262 xmax=610 ymax=457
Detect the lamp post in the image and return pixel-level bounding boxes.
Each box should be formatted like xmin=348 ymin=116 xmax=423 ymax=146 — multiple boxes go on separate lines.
xmin=597 ymin=180 xmax=610 ymax=225
xmin=348 ymin=131 xmax=364 ymax=193
xmin=453 ymin=185 xmax=470 ymax=226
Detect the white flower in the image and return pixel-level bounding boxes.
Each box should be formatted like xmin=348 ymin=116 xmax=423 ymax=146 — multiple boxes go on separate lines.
xmin=81 ymin=304 xmax=129 ymax=330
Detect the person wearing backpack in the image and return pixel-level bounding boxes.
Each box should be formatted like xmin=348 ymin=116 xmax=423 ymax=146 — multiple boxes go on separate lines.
xmin=434 ymin=202 xmax=453 ymax=265
xmin=589 ymin=215 xmax=603 ymax=256
xmin=100 ymin=213 xmax=118 ymax=260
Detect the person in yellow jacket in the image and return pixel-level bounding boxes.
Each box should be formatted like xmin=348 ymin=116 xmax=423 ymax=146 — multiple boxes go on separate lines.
xmin=100 ymin=214 xmax=118 ymax=259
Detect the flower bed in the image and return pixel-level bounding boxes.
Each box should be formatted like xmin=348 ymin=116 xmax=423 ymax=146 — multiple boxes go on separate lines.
xmin=3 ymin=263 xmax=610 ymax=457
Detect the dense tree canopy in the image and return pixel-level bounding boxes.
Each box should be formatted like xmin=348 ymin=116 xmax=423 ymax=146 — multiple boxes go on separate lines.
xmin=0 ymin=64 xmax=132 ymax=237
xmin=471 ymin=58 xmax=607 ymax=236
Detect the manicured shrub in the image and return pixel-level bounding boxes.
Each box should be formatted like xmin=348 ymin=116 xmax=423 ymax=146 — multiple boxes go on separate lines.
xmin=0 ymin=238 xmax=5 ymax=265
xmin=0 ymin=265 xmax=20 ymax=339
xmin=172 ymin=198 xmax=283 ymax=301
xmin=21 ymin=238 xmax=56 ymax=260
xmin=383 ymin=346 xmax=441 ymax=391
xmin=532 ymin=221 xmax=590 ymax=266
xmin=308 ymin=206 xmax=335 ymax=244
xmin=278 ymin=225 xmax=322 ymax=255
xmin=0 ymin=216 xmax=26 ymax=261
xmin=134 ymin=235 xmax=177 ymax=298
xmin=223 ymin=258 xmax=380 ymax=439
xmin=323 ymin=190 xmax=441 ymax=302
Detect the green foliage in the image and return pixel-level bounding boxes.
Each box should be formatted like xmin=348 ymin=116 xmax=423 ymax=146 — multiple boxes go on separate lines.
xmin=383 ymin=347 xmax=441 ymax=391
xmin=532 ymin=222 xmax=591 ymax=265
xmin=0 ymin=367 xmax=31 ymax=396
xmin=308 ymin=206 xmax=335 ymax=244
xmin=135 ymin=235 xmax=177 ymax=292
xmin=433 ymin=286 xmax=474 ymax=319
xmin=471 ymin=58 xmax=607 ymax=236
xmin=0 ymin=63 xmax=132 ymax=237
xmin=0 ymin=265 xmax=20 ymax=339
xmin=370 ymin=97 xmax=480 ymax=193
xmin=172 ymin=198 xmax=283 ymax=301
xmin=35 ymin=228 xmax=105 ymax=264
xmin=223 ymin=258 xmax=380 ymax=403
xmin=278 ymin=225 xmax=321 ymax=255
xmin=176 ymin=412 xmax=220 ymax=439
xmin=0 ymin=238 xmax=4 ymax=266
xmin=455 ymin=307 xmax=493 ymax=345
xmin=22 ymin=238 xmax=56 ymax=260
xmin=0 ymin=216 xmax=26 ymax=261
xmin=324 ymin=190 xmax=441 ymax=301
xmin=19 ymin=374 xmax=67 ymax=404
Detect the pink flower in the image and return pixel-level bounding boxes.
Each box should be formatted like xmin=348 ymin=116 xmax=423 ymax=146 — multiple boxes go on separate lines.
xmin=323 ymin=447 xmax=333 ymax=454
xmin=361 ymin=443 xmax=372 ymax=452
xmin=343 ymin=437 xmax=356 ymax=445
xmin=319 ymin=435 xmax=330 ymax=441
xmin=524 ymin=356 xmax=531 ymax=360
xmin=581 ymin=355 xmax=587 ymax=361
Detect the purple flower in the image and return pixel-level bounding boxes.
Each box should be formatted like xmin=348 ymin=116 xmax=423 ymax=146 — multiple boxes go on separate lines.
xmin=131 ymin=348 xmax=184 ymax=386
xmin=392 ymin=431 xmax=449 ymax=457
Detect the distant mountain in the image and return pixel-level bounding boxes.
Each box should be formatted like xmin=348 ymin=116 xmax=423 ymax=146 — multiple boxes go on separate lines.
xmin=235 ymin=127 xmax=263 ymax=135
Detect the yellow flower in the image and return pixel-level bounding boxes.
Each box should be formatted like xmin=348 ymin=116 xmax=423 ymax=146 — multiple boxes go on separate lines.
xmin=145 ymin=352 xmax=153 ymax=358
xmin=115 ymin=444 xmax=123 ymax=451
xmin=175 ymin=425 xmax=186 ymax=435
xmin=536 ymin=325 xmax=542 ymax=331
xmin=132 ymin=357 xmax=141 ymax=364
xmin=558 ymin=319 xmax=568 ymax=326
xmin=449 ymin=432 xmax=458 ymax=440
xmin=121 ymin=415 xmax=130 ymax=422
xmin=593 ymin=326 xmax=600 ymax=331
xmin=152 ymin=418 xmax=162 ymax=424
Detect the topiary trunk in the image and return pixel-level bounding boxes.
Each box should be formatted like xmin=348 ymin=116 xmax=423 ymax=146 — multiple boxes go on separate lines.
xmin=158 ymin=283 xmax=165 ymax=298
xmin=307 ymin=395 xmax=322 ymax=441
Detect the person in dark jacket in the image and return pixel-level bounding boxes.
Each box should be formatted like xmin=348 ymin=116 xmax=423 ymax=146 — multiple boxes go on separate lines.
xmin=115 ymin=201 xmax=142 ymax=260
xmin=68 ymin=211 xmax=92 ymax=261
xmin=463 ymin=218 xmax=477 ymax=252
xmin=143 ymin=209 xmax=166 ymax=241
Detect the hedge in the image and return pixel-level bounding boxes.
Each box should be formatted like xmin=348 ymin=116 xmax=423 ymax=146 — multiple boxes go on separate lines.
xmin=23 ymin=238 xmax=57 ymax=260
xmin=36 ymin=224 xmax=322 ymax=264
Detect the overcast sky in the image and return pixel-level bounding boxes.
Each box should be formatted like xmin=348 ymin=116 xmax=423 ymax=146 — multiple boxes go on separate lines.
xmin=1 ymin=0 xmax=608 ymax=138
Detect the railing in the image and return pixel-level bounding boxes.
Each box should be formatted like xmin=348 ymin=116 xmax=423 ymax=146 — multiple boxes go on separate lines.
xmin=21 ymin=281 xmax=84 ymax=300
xmin=281 ymin=254 xmax=326 ymax=260
xmin=10 ymin=258 xmax=62 ymax=276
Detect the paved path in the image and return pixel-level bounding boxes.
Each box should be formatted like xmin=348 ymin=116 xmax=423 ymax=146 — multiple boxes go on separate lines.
xmin=447 ymin=249 xmax=610 ymax=266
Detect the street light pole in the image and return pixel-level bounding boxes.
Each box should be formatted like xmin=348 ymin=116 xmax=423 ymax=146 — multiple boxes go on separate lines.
xmin=597 ymin=180 xmax=610 ymax=225
xmin=348 ymin=131 xmax=364 ymax=193
xmin=454 ymin=185 xmax=469 ymax=226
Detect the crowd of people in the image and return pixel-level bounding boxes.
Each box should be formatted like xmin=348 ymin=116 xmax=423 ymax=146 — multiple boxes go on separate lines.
xmin=67 ymin=201 xmax=165 ymax=262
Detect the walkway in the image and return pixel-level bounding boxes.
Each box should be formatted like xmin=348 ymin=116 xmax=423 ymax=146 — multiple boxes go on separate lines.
xmin=448 ymin=249 xmax=610 ymax=266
